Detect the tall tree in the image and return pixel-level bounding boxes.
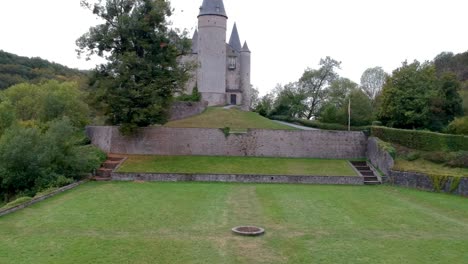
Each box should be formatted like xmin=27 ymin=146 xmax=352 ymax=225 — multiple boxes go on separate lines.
xmin=378 ymin=60 xmax=463 ymax=131
xmin=77 ymin=0 xmax=192 ymax=134
xmin=360 ymin=66 xmax=387 ymax=102
xmin=299 ymin=57 xmax=341 ymax=119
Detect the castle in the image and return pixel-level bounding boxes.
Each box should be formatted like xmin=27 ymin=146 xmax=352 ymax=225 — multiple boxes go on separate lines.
xmin=182 ymin=0 xmax=251 ymax=108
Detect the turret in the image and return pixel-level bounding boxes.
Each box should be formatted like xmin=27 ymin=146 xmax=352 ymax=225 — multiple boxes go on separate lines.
xmin=197 ymin=0 xmax=228 ymax=106
xmin=240 ymin=41 xmax=251 ymax=110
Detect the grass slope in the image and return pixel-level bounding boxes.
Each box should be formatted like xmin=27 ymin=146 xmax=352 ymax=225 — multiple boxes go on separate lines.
xmin=0 ymin=182 xmax=467 ymax=264
xmin=117 ymin=155 xmax=358 ymax=176
xmin=394 ymin=159 xmax=468 ymax=177
xmin=165 ymin=107 xmax=294 ymax=130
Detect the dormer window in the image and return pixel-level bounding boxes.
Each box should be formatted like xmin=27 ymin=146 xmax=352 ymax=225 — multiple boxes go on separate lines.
xmin=228 ymin=57 xmax=236 ymax=70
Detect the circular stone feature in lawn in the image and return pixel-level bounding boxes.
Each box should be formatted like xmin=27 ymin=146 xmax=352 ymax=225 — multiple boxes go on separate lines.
xmin=232 ymin=226 xmax=265 ymax=236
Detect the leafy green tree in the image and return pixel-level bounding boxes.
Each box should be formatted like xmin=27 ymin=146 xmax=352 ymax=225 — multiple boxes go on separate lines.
xmin=0 ymin=100 xmax=16 ymax=136
xmin=0 ymin=118 xmax=105 ymax=202
xmin=299 ymin=57 xmax=341 ymax=119
xmin=255 ymin=93 xmax=275 ymax=117
xmin=1 ymin=81 xmax=90 ymax=127
xmin=378 ymin=61 xmax=463 ymax=131
xmin=270 ymin=83 xmax=306 ymax=118
xmin=319 ymin=78 xmax=357 ymax=124
xmin=342 ymin=89 xmax=374 ymax=126
xmin=77 ymin=0 xmax=192 ymax=134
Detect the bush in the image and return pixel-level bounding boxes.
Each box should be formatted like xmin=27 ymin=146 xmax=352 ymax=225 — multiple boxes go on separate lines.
xmin=446 ymin=151 xmax=468 ymax=168
xmin=376 ymin=139 xmax=396 ymax=159
xmin=0 ymin=118 xmax=105 ymax=202
xmin=403 ymin=151 xmax=421 ymax=161
xmin=371 ymin=126 xmax=468 ymax=152
xmin=422 ymin=152 xmax=453 ymax=164
xmin=176 ymin=86 xmax=201 ymax=102
xmin=447 ymin=116 xmax=468 ymax=135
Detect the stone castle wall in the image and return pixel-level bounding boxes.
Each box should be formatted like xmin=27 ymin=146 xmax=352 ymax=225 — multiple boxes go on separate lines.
xmin=86 ymin=126 xmax=367 ymax=159
xmin=169 ymin=101 xmax=208 ymax=121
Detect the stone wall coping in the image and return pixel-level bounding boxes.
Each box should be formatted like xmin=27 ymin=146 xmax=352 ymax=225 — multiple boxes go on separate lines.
xmin=111 ymin=172 xmax=364 ymax=185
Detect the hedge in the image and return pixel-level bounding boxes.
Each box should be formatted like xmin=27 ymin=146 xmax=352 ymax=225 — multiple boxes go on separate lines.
xmin=270 ymin=116 xmax=370 ymax=132
xmin=371 ymin=126 xmax=468 ymax=152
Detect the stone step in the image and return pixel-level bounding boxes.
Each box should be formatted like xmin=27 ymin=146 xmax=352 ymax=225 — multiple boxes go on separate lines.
xmin=107 ymin=155 xmax=125 ymax=162
xmin=360 ymin=171 xmax=375 ymax=176
xmin=355 ymin=166 xmax=371 ymax=170
xmin=97 ymin=168 xmax=113 ymax=178
xmin=350 ymin=161 xmax=367 ymax=167
xmin=92 ymin=176 xmax=112 ymax=182
xmin=364 ymin=176 xmax=379 ymax=181
xmin=103 ymin=160 xmax=121 ymax=169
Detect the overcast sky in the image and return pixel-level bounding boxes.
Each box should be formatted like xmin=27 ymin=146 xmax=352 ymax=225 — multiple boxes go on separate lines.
xmin=1 ymin=0 xmax=467 ymax=95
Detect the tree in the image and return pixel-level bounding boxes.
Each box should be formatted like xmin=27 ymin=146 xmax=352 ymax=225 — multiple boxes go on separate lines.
xmin=77 ymin=0 xmax=192 ymax=134
xmin=299 ymin=57 xmax=341 ymax=119
xmin=360 ymin=67 xmax=387 ymax=102
xmin=342 ymin=89 xmax=374 ymax=126
xmin=255 ymin=93 xmax=275 ymax=117
xmin=319 ymin=78 xmax=357 ymax=124
xmin=249 ymin=86 xmax=260 ymax=110
xmin=270 ymin=83 xmax=306 ymax=118
xmin=1 ymin=81 xmax=90 ymax=127
xmin=378 ymin=61 xmax=463 ymax=131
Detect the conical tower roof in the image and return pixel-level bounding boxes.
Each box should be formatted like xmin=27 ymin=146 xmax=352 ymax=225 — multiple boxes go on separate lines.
xmin=191 ymin=30 xmax=199 ymax=54
xmin=241 ymin=41 xmax=250 ymax=53
xmin=198 ymin=0 xmax=227 ymax=18
xmin=229 ymin=23 xmax=241 ymax=52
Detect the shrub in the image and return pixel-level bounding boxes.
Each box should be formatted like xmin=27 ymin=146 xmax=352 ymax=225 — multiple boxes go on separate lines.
xmin=447 ymin=116 xmax=468 ymax=135
xmin=371 ymin=126 xmax=468 ymax=152
xmin=176 ymin=86 xmax=201 ymax=102
xmin=446 ymin=151 xmax=468 ymax=168
xmin=376 ymin=139 xmax=396 ymax=159
xmin=403 ymin=151 xmax=421 ymax=161
xmin=372 ymin=121 xmax=382 ymax=126
xmin=422 ymin=152 xmax=452 ymax=164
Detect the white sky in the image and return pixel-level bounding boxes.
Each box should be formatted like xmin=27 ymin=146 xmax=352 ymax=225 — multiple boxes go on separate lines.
xmin=0 ymin=0 xmax=467 ymax=95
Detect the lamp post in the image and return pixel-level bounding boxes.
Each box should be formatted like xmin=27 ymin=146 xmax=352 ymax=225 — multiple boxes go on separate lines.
xmin=348 ymin=97 xmax=351 ymax=131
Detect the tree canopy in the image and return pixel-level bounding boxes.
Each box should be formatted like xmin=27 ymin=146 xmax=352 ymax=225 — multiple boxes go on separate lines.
xmin=378 ymin=61 xmax=463 ymax=131
xmin=0 ymin=50 xmax=87 ymax=90
xmin=77 ymin=0 xmax=192 ymax=134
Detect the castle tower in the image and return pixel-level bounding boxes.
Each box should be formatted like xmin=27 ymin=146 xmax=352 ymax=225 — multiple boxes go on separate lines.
xmin=240 ymin=41 xmax=251 ymax=109
xmin=197 ymin=0 xmax=228 ymax=106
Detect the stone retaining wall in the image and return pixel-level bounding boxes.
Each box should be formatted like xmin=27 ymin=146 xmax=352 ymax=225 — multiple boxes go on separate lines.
xmin=112 ymin=172 xmax=364 ymax=185
xmin=86 ymin=126 xmax=367 ymax=159
xmin=387 ymin=171 xmax=468 ymax=196
xmin=169 ymin=101 xmax=208 ymax=121
xmin=367 ymin=137 xmax=394 ymax=175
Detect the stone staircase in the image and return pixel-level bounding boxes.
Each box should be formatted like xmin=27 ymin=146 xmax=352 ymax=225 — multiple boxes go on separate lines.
xmin=93 ymin=154 xmax=126 ymax=182
xmin=350 ymin=161 xmax=381 ymax=185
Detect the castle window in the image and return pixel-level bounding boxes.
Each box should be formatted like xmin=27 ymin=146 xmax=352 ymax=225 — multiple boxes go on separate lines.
xmin=228 ymin=57 xmax=236 ymax=70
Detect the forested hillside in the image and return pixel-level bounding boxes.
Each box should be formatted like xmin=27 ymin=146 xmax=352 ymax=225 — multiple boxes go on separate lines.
xmin=0 ymin=50 xmax=87 ymax=90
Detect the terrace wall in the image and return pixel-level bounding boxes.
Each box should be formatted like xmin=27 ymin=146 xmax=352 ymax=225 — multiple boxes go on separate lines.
xmin=169 ymin=101 xmax=208 ymax=121
xmin=387 ymin=171 xmax=468 ymax=196
xmin=86 ymin=126 xmax=367 ymax=159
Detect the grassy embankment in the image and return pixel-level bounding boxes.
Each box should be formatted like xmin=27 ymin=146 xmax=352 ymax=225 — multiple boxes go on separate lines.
xmin=165 ymin=107 xmax=295 ymax=131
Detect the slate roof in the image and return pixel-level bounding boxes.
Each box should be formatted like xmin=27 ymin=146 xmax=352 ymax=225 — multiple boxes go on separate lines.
xmin=241 ymin=41 xmax=251 ymax=53
xmin=228 ymin=23 xmax=242 ymax=52
xmin=198 ymin=0 xmax=228 ymax=18
xmin=191 ymin=30 xmax=199 ymax=54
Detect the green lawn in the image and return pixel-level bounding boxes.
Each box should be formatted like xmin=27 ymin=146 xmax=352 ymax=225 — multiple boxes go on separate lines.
xmin=394 ymin=159 xmax=468 ymax=178
xmin=117 ymin=155 xmax=358 ymax=176
xmin=165 ymin=107 xmax=294 ymax=130
xmin=1 ymin=182 xmax=467 ymax=263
